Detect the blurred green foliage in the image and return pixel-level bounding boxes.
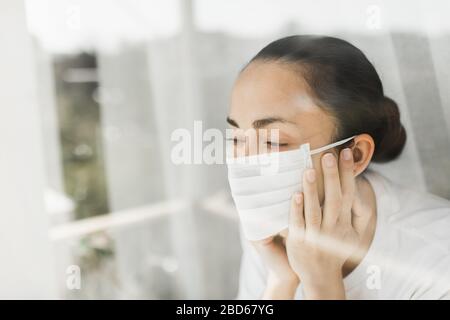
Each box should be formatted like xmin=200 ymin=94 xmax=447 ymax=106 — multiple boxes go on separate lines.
xmin=53 ymin=52 xmax=109 ymax=220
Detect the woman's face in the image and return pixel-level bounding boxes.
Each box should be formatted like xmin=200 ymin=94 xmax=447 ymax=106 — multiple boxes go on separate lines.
xmin=228 ymin=61 xmax=337 ymax=207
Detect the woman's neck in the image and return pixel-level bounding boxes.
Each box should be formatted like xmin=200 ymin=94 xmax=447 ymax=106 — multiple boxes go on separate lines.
xmin=342 ymin=174 xmax=378 ymax=278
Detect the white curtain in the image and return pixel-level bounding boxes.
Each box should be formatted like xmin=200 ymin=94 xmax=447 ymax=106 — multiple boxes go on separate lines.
xmin=83 ymin=0 xmax=450 ymax=299
xmin=24 ymin=0 xmax=450 ymax=299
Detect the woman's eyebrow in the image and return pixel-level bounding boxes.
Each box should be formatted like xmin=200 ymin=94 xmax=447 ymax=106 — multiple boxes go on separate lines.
xmin=252 ymin=117 xmax=290 ymax=129
xmin=226 ymin=116 xmax=294 ymax=129
xmin=226 ymin=116 xmax=239 ymax=127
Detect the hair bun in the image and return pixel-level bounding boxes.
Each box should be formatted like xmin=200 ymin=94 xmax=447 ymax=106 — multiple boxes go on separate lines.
xmin=372 ymin=96 xmax=407 ymax=163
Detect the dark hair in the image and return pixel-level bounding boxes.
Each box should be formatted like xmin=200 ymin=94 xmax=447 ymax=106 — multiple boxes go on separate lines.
xmin=246 ymin=35 xmax=406 ymax=163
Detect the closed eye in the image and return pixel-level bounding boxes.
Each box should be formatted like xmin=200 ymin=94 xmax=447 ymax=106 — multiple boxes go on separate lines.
xmin=226 ymin=137 xmax=245 ymax=144
xmin=266 ymin=141 xmax=288 ymax=147
xmin=225 ymin=138 xmax=288 ymax=147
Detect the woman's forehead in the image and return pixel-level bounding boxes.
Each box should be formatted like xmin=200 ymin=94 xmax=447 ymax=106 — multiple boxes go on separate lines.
xmin=232 ymin=62 xmax=310 ymax=107
xmin=229 ymin=62 xmax=336 ymax=144
xmin=230 ymin=62 xmax=325 ymax=123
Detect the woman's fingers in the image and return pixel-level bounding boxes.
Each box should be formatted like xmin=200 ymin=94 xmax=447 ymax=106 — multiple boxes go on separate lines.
xmin=339 ymin=148 xmax=355 ymax=226
xmin=288 ymin=192 xmax=305 ymax=240
xmin=303 ymin=168 xmax=322 ymax=238
xmin=321 ymin=153 xmax=342 ymax=229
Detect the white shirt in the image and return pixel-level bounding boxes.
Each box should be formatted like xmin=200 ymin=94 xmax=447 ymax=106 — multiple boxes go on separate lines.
xmin=236 ymin=170 xmax=450 ymax=299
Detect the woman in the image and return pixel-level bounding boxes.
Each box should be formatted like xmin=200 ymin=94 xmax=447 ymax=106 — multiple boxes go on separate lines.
xmin=226 ymin=35 xmax=450 ymax=299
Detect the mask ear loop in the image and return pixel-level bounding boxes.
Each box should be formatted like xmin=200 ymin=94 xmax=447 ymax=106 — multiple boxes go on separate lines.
xmin=310 ymin=136 xmax=356 ymax=156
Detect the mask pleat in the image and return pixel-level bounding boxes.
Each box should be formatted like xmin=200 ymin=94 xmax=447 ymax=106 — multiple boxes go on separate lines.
xmin=232 ymin=184 xmax=301 ymax=210
xmin=228 ymin=169 xmax=302 ymax=194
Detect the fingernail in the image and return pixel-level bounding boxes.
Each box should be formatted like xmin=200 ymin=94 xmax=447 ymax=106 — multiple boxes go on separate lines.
xmin=323 ymin=153 xmax=336 ymax=168
xmin=342 ymin=148 xmax=352 ymax=161
xmin=295 ymin=192 xmax=303 ymax=204
xmin=306 ymin=169 xmax=316 ymax=183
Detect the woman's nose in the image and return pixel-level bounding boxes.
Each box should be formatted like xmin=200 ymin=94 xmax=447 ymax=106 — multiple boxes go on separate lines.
xmin=233 ymin=141 xmax=259 ymax=157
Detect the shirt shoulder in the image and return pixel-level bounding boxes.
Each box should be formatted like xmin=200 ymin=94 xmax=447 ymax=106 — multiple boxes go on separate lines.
xmin=365 ymin=170 xmax=450 ymax=299
xmin=372 ymin=171 xmax=450 ymax=250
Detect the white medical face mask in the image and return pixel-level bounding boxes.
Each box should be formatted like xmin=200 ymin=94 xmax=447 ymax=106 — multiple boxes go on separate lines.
xmin=226 ymin=136 xmax=355 ymax=241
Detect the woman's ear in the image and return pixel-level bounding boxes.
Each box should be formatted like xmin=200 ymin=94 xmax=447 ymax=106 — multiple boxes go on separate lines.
xmin=351 ymin=134 xmax=375 ymax=176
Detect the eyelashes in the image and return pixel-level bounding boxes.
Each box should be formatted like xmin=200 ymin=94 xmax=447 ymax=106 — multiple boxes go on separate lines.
xmin=266 ymin=141 xmax=288 ymax=147
xmin=226 ymin=138 xmax=288 ymax=147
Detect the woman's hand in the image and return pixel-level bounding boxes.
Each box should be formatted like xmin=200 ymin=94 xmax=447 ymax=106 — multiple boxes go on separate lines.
xmin=252 ymin=236 xmax=299 ymax=299
xmin=285 ymin=148 xmax=365 ymax=299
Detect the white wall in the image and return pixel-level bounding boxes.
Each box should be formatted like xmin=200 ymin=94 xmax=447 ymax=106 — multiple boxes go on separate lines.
xmin=0 ymin=0 xmax=58 ymax=298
